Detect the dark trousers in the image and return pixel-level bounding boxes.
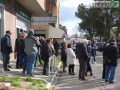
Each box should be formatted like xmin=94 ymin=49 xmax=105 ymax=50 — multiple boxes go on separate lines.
xmin=102 ymin=63 xmax=106 ymax=79
xmin=63 ymin=61 xmax=66 ymax=71
xmin=69 ymin=65 xmax=74 ymax=73
xmin=43 ymin=61 xmax=49 ymax=74
xmin=55 ymin=50 xmax=58 ymax=57
xmin=4 ymin=54 xmax=10 ymax=69
xmin=79 ymin=60 xmax=87 ymax=79
xmin=86 ymin=57 xmax=92 ymax=72
xmin=16 ymin=54 xmax=22 ymax=68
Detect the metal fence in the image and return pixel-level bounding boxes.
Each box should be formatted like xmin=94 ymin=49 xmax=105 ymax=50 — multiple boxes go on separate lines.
xmin=48 ymin=55 xmax=56 ymax=77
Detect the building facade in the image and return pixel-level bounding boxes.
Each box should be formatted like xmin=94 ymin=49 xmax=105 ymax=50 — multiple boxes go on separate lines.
xmin=0 ymin=0 xmax=49 ymax=60
xmin=32 ymin=0 xmax=66 ymax=42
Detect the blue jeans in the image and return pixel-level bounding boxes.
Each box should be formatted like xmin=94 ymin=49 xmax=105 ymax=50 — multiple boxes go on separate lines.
xmin=19 ymin=53 xmax=24 ymax=67
xmin=19 ymin=53 xmax=28 ymax=71
xmin=105 ymin=66 xmax=116 ymax=82
xmin=2 ymin=53 xmax=10 ymax=67
xmin=92 ymin=50 xmax=96 ymax=62
xmin=36 ymin=53 xmax=42 ymax=64
xmin=27 ymin=54 xmax=36 ymax=76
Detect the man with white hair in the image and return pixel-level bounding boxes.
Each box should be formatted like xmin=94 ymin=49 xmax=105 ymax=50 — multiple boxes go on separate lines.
xmin=25 ymin=29 xmax=40 ymax=77
xmin=78 ymin=41 xmax=88 ymax=80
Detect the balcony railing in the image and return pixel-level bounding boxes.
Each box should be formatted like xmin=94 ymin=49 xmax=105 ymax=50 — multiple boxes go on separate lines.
xmin=32 ymin=16 xmax=57 ymax=22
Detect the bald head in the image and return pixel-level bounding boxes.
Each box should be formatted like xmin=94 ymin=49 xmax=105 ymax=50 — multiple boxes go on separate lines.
xmin=29 ymin=29 xmax=34 ymax=35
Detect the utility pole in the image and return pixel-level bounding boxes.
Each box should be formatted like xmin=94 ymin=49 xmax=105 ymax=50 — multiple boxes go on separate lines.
xmin=104 ymin=22 xmax=106 ymax=42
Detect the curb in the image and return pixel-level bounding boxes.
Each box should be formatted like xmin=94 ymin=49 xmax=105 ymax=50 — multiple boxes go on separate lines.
xmin=46 ymin=61 xmax=62 ymax=89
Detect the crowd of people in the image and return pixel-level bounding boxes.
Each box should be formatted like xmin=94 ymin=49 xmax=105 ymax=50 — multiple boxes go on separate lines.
xmin=0 ymin=29 xmax=119 ymax=84
xmin=61 ymin=40 xmax=97 ymax=80
xmin=0 ymin=29 xmax=59 ymax=76
xmin=61 ymin=39 xmax=119 ymax=83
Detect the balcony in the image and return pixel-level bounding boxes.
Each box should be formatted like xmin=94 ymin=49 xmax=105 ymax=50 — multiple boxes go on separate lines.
xmin=32 ymin=16 xmax=57 ymax=22
xmin=16 ymin=0 xmax=50 ymax=16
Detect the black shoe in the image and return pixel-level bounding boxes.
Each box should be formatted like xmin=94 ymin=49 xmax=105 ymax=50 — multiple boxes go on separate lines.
xmin=71 ymin=73 xmax=75 ymax=75
xmin=34 ymin=65 xmax=37 ymax=67
xmin=16 ymin=67 xmax=20 ymax=69
xmin=40 ymin=63 xmax=43 ymax=65
xmin=102 ymin=77 xmax=105 ymax=79
xmin=20 ymin=67 xmax=23 ymax=69
xmin=63 ymin=70 xmax=67 ymax=73
xmin=4 ymin=68 xmax=10 ymax=71
xmin=22 ymin=71 xmax=25 ymax=74
xmin=109 ymin=82 xmax=114 ymax=84
xmin=42 ymin=73 xmax=48 ymax=76
xmin=8 ymin=66 xmax=12 ymax=68
xmin=68 ymin=72 xmax=71 ymax=75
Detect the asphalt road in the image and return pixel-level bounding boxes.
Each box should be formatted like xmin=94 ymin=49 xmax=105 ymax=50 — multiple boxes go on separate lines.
xmin=53 ymin=51 xmax=120 ymax=90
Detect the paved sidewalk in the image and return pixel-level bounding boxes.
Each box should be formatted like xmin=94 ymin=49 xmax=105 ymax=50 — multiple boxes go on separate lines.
xmin=54 ymin=51 xmax=120 ymax=90
xmin=0 ymin=55 xmax=61 ymax=83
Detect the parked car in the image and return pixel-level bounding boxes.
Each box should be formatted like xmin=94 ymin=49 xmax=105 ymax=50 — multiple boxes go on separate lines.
xmin=98 ymin=43 xmax=106 ymax=51
xmin=95 ymin=42 xmax=100 ymax=51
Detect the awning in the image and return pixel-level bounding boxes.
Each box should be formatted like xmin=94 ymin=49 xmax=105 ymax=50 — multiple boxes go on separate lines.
xmin=16 ymin=0 xmax=49 ymax=16
xmin=48 ymin=25 xmax=65 ymax=38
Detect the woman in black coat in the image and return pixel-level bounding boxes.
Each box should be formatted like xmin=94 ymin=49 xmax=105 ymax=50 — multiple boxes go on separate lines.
xmin=61 ymin=44 xmax=67 ymax=72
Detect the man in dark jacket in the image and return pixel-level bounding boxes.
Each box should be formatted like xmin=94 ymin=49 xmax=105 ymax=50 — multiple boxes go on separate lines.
xmin=15 ymin=32 xmax=22 ymax=69
xmin=53 ymin=40 xmax=59 ymax=57
xmin=1 ymin=36 xmax=11 ymax=68
xmin=16 ymin=33 xmax=28 ymax=74
xmin=103 ymin=39 xmax=119 ymax=83
xmin=3 ymin=31 xmax=13 ymax=71
xmin=61 ymin=44 xmax=67 ymax=72
xmin=25 ymin=29 xmax=40 ymax=77
xmin=42 ymin=39 xmax=52 ymax=76
xmin=78 ymin=41 xmax=88 ymax=80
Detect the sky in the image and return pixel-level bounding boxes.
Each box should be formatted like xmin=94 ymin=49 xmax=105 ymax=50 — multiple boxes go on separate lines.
xmin=59 ymin=0 xmax=94 ymax=35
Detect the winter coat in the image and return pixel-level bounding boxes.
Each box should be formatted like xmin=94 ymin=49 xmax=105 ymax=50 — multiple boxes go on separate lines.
xmin=103 ymin=43 xmax=119 ymax=66
xmin=25 ymin=33 xmax=40 ymax=55
xmin=78 ymin=43 xmax=88 ymax=62
xmin=66 ymin=48 xmax=76 ymax=65
xmin=42 ymin=44 xmax=52 ymax=62
xmin=61 ymin=48 xmax=67 ymax=62
xmin=14 ymin=37 xmax=21 ymax=53
xmin=53 ymin=41 xmax=59 ymax=51
xmin=16 ymin=39 xmax=26 ymax=54
xmin=2 ymin=35 xmax=13 ymax=54
xmin=0 ymin=36 xmax=4 ymax=53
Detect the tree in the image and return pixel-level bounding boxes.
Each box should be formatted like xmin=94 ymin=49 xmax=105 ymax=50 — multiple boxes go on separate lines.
xmin=84 ymin=34 xmax=91 ymax=40
xmin=75 ymin=1 xmax=119 ymax=41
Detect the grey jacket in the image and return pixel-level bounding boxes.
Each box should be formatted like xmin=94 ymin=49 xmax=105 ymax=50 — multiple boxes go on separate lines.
xmin=25 ymin=33 xmax=40 ymax=55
